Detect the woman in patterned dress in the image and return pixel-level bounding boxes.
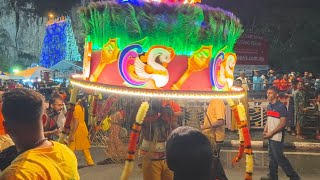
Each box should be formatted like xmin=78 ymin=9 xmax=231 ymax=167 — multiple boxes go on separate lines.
xmin=285 ymin=80 xmax=298 ymax=135
xmin=294 ymin=81 xmax=308 ymax=139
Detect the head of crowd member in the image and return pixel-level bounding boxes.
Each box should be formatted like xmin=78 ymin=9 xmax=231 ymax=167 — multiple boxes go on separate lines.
xmin=283 ymin=74 xmax=288 ymax=81
xmin=267 ymin=86 xmax=280 ymax=103
xmin=234 ymin=79 xmax=242 ymax=88
xmin=254 ymin=70 xmax=260 ymax=76
xmin=304 ymin=71 xmax=309 ymax=78
xmin=59 ymin=89 xmax=65 ymax=94
xmin=49 ymin=96 xmax=64 ymax=114
xmin=268 ymin=69 xmax=275 ymax=77
xmin=52 ymin=88 xmax=59 ymax=95
xmin=166 ymin=126 xmax=213 ymax=180
xmin=291 ymin=79 xmax=298 ymax=89
xmin=297 ymin=81 xmax=304 ymax=91
xmin=2 ymin=88 xmax=48 ymax=153
xmin=240 ymin=71 xmax=246 ymax=78
xmin=308 ymin=72 xmax=313 ymax=79
xmin=289 ymin=74 xmax=294 ymax=81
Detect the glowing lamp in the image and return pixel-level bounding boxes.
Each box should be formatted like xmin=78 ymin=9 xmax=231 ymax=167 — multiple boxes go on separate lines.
xmin=48 ymin=13 xmax=54 ymax=18
xmin=12 ymin=68 xmax=20 ymax=73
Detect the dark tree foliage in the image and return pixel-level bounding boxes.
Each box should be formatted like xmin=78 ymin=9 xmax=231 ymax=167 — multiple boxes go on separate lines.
xmin=9 ymin=0 xmax=82 ymax=16
xmin=202 ymin=0 xmax=320 ymax=72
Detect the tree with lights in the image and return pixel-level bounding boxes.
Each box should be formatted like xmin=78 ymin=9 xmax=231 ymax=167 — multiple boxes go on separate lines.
xmin=39 ymin=16 xmax=81 ymax=68
xmin=65 ymin=17 xmax=81 ymax=62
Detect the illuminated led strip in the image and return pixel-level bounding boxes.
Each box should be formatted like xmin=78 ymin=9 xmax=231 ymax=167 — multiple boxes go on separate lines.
xmin=70 ymin=78 xmax=245 ymax=99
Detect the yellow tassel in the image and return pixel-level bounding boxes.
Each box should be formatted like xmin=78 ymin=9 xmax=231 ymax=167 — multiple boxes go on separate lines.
xmin=246 ymin=154 xmax=254 ymax=173
xmin=239 ymin=129 xmax=244 ymax=141
xmin=136 ymin=102 xmax=149 ymax=124
xmin=237 ymin=103 xmax=247 ymax=122
xmin=227 ymin=98 xmax=235 ymax=107
xmin=120 ymin=161 xmax=134 ymax=180
xmin=121 ymin=101 xmax=149 ymax=180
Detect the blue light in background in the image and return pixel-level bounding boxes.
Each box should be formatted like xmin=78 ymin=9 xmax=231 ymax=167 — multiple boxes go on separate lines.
xmin=40 ymin=22 xmax=67 ymax=68
xmin=118 ymin=0 xmax=144 ymax=6
xmin=39 ymin=17 xmax=81 ymax=68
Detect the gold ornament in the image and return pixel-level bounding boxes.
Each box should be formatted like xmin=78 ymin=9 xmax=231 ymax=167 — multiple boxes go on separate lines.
xmin=90 ymin=38 xmax=120 ymax=82
xmin=171 ymin=45 xmax=212 ymax=90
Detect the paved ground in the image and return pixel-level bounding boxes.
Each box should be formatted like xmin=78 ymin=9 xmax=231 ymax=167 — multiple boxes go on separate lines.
xmin=224 ymin=129 xmax=320 ymax=150
xmin=76 ymin=129 xmax=320 ymax=179
xmin=225 ymin=129 xmax=320 ymax=143
xmin=78 ymin=147 xmax=320 ymax=180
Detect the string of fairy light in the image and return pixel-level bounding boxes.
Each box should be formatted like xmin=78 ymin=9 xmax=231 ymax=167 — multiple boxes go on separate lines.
xmin=70 ymin=78 xmax=245 ymax=99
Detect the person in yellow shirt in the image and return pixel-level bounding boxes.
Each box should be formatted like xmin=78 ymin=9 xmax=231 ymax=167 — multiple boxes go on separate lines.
xmin=237 ymin=71 xmax=250 ymax=91
xmin=0 ymin=88 xmax=79 ymax=180
xmin=68 ymin=98 xmax=94 ymax=166
xmin=201 ymin=99 xmax=228 ymax=180
xmin=202 ymin=99 xmax=226 ymax=142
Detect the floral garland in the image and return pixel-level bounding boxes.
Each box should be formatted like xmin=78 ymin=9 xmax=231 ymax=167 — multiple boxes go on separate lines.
xmin=121 ymin=102 xmax=149 ymax=180
xmin=227 ymin=99 xmax=253 ymax=180
xmin=91 ymin=95 xmax=99 ymax=119
xmin=58 ymin=103 xmax=75 ymax=144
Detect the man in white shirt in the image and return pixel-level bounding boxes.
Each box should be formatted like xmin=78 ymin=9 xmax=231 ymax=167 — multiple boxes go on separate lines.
xmin=261 ymin=86 xmax=300 ymax=180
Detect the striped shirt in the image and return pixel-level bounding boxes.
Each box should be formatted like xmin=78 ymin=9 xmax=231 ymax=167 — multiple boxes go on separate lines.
xmin=267 ymin=101 xmax=287 ymax=142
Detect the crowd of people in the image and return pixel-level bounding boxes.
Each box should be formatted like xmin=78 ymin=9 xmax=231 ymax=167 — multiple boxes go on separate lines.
xmin=0 ymin=77 xmax=67 ymax=91
xmin=236 ymin=69 xmax=320 ymax=93
xmin=0 ymin=70 xmax=319 ymax=179
xmin=0 ymin=87 xmax=227 ymax=179
xmin=0 ymin=86 xmax=308 ymax=180
xmin=0 ymin=77 xmax=69 ymax=102
xmin=236 ymin=69 xmax=320 ymax=140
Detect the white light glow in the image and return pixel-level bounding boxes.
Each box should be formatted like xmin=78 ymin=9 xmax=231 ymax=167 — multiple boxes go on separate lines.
xmin=22 ymin=79 xmax=31 ymax=82
xmin=72 ymin=74 xmax=83 ymax=78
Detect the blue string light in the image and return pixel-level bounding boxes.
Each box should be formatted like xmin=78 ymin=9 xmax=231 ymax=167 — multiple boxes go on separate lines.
xmin=65 ymin=17 xmax=81 ymax=62
xmin=39 ymin=17 xmax=81 ymax=68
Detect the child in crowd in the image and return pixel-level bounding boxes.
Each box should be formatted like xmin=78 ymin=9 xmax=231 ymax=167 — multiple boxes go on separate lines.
xmin=285 ymin=80 xmax=298 ymax=135
xmin=294 ymin=81 xmax=308 ymax=139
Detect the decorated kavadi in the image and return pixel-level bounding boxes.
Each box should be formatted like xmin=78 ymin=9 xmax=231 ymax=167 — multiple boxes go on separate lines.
xmin=71 ymin=0 xmax=245 ymax=99
xmin=71 ymin=0 xmax=253 ymax=179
